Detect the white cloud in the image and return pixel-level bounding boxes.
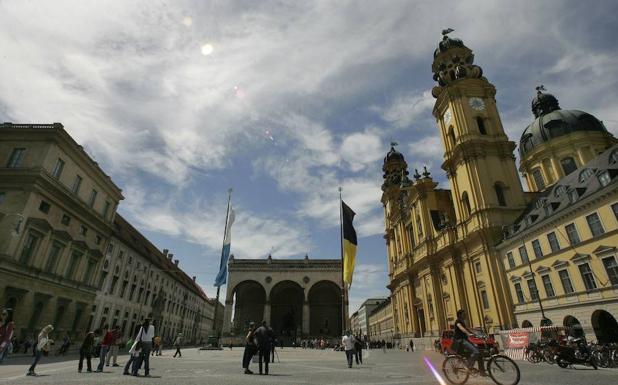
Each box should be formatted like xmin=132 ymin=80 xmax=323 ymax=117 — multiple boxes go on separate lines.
xmin=379 ymin=90 xmax=435 ymax=129
xmin=340 ymin=129 xmax=384 ymax=172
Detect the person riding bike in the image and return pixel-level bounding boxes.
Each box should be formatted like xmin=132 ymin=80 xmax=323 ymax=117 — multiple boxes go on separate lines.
xmin=453 ymin=309 xmax=486 ymax=376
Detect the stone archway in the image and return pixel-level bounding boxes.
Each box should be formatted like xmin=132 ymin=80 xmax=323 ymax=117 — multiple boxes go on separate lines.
xmin=591 ymin=309 xmax=618 ymax=343
xmin=308 ymin=280 xmax=341 ymax=337
xmin=563 ymin=315 xmax=584 ymax=338
xmin=232 ymin=280 xmax=266 ymax=333
xmin=270 ymin=280 xmax=303 ymax=338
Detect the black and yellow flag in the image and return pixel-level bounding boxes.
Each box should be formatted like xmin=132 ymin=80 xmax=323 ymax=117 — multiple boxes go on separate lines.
xmin=342 ymin=200 xmax=357 ymax=285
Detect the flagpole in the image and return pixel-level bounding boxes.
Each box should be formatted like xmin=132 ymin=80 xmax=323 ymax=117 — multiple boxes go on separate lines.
xmin=212 ymin=188 xmax=232 ymax=342
xmin=339 ymin=186 xmax=345 ymax=335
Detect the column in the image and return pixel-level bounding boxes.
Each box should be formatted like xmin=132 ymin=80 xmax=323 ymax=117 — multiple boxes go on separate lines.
xmin=222 ymin=299 xmax=233 ymax=334
xmin=302 ymin=301 xmax=310 ymax=336
xmin=263 ymin=301 xmax=271 ymax=325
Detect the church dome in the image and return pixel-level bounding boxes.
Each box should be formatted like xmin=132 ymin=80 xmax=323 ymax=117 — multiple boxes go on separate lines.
xmin=434 ymin=34 xmax=466 ymax=58
xmin=519 ymin=91 xmax=608 ymax=158
xmin=384 ymin=146 xmax=404 ymax=162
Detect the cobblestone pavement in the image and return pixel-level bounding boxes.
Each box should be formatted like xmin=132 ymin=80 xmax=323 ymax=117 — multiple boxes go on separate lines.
xmin=0 ymin=348 xmax=616 ymax=385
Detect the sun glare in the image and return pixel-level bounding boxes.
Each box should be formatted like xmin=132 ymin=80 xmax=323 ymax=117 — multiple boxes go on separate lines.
xmin=201 ymin=44 xmax=214 ymax=56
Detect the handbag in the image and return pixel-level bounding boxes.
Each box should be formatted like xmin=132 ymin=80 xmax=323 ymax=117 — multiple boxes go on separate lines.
xmin=135 ymin=328 xmax=144 ymax=350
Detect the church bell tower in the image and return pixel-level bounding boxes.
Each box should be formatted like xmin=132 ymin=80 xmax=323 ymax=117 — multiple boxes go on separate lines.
xmin=431 ymin=30 xmax=526 ymax=234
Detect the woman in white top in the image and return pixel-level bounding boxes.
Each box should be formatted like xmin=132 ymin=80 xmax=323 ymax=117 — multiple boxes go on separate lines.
xmin=131 ymin=318 xmax=155 ymax=377
xmin=27 ymin=325 xmax=54 ymax=376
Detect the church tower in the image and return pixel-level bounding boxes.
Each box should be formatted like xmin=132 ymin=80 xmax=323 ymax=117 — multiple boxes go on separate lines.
xmin=431 ymin=31 xmax=527 ymax=234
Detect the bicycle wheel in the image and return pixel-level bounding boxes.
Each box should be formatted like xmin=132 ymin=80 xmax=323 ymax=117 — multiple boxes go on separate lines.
xmin=442 ymin=355 xmax=470 ymax=385
xmin=487 ymin=354 xmax=520 ymax=385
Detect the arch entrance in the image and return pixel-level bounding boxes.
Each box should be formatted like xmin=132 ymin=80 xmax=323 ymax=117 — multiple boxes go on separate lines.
xmin=232 ymin=280 xmax=266 ymax=333
xmin=270 ymin=280 xmax=304 ymax=338
xmin=563 ymin=315 xmax=585 ymax=338
xmin=309 ymin=281 xmax=342 ymax=336
xmin=591 ymin=309 xmax=618 ymax=344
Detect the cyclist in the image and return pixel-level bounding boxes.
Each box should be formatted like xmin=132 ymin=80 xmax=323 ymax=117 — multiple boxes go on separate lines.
xmin=453 ymin=309 xmax=486 ymax=376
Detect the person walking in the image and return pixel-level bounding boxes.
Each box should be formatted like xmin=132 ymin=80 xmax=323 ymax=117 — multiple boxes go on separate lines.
xmin=132 ymin=318 xmax=155 ymax=377
xmin=56 ymin=334 xmax=71 ymax=356
xmin=242 ymin=322 xmax=257 ymax=374
xmin=173 ymin=332 xmax=183 ymax=358
xmin=27 ymin=325 xmax=54 ymax=376
xmin=96 ymin=324 xmax=112 ymax=372
xmin=354 ymin=335 xmax=363 ymax=365
xmin=254 ymin=321 xmax=274 ymax=375
xmin=341 ymin=331 xmax=356 ymax=369
xmin=152 ymin=335 xmax=161 ymax=356
xmin=0 ymin=308 xmax=15 ymax=364
xmin=105 ymin=325 xmax=120 ymax=367
xmin=78 ymin=330 xmax=96 ymax=373
xmin=123 ymin=326 xmax=141 ymax=375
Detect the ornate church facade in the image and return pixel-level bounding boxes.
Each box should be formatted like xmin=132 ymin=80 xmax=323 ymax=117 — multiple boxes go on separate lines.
xmin=382 ymin=32 xmax=618 ymax=343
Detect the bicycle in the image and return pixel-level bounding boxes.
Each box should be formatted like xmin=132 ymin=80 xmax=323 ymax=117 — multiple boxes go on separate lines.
xmin=442 ymin=335 xmax=520 ymax=385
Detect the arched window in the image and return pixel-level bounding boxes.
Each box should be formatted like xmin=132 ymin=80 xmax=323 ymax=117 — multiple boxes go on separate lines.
xmin=495 ymin=183 xmax=507 ymax=206
xmin=462 ymin=192 xmax=471 ymax=218
xmin=532 ymin=168 xmax=545 ymax=190
xmin=560 ymin=157 xmax=577 ymax=175
xmin=476 ymin=117 xmax=487 ymax=135
xmin=448 ymin=127 xmax=456 ymax=149
xmin=578 ymin=168 xmax=594 ymax=183
xmin=610 ymin=149 xmax=618 ymax=164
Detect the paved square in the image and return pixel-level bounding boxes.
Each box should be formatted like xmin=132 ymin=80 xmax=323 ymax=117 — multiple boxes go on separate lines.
xmin=0 ymin=348 xmax=616 ymax=384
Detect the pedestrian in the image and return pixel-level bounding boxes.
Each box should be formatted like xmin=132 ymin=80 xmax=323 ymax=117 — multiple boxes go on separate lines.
xmin=254 ymin=321 xmax=274 ymax=375
xmin=173 ymin=332 xmax=183 ymax=358
xmin=341 ymin=331 xmax=356 ymax=368
xmin=96 ymin=324 xmax=112 ymax=372
xmin=56 ymin=334 xmax=71 ymax=356
xmin=132 ymin=318 xmax=155 ymax=377
xmin=123 ymin=326 xmax=141 ymax=375
xmin=242 ymin=322 xmax=257 ymax=374
xmin=271 ymin=337 xmax=276 ymax=363
xmin=105 ymin=325 xmax=120 ymax=367
xmin=152 ymin=335 xmax=160 ymax=356
xmin=0 ymin=308 xmax=15 ymax=364
xmin=78 ymin=330 xmax=96 ymax=373
xmin=26 ymin=325 xmax=54 ymax=376
xmin=354 ymin=335 xmax=363 ymax=365
xmin=409 ymin=339 xmax=414 ymax=352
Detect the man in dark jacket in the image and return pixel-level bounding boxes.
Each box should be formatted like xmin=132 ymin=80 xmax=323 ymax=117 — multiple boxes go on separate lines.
xmin=78 ymin=331 xmax=96 ymax=373
xmin=354 ymin=335 xmax=363 ymax=365
xmin=253 ymin=321 xmax=274 ymax=375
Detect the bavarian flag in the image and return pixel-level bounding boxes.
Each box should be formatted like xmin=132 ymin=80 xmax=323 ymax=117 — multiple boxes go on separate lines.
xmin=342 ymin=200 xmax=357 ymax=285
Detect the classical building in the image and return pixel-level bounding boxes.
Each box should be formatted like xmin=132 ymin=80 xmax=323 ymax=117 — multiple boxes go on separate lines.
xmin=367 ymin=298 xmax=394 ymax=343
xmin=350 ymin=311 xmax=360 ymax=335
xmin=352 ymin=297 xmax=387 ymax=336
xmin=0 ymin=122 xmax=123 ymax=340
xmin=222 ymin=255 xmax=346 ymax=342
xmin=381 ymin=31 xmax=618 ymax=345
xmin=92 ymin=214 xmax=221 ymax=344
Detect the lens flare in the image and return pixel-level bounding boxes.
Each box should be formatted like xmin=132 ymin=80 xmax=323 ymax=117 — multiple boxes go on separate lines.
xmin=201 ymin=44 xmax=214 ymax=56
xmin=423 ymin=356 xmax=448 ymax=385
xmin=182 ymin=16 xmax=193 ymax=27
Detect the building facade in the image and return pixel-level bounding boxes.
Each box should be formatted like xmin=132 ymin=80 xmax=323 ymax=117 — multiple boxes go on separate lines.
xmin=222 ymin=255 xmax=346 ymax=342
xmin=354 ymin=297 xmax=387 ymax=337
xmin=381 ymin=32 xmax=618 ymax=345
xmin=367 ymin=298 xmax=394 ymax=344
xmin=0 ymin=122 xmax=123 ymax=341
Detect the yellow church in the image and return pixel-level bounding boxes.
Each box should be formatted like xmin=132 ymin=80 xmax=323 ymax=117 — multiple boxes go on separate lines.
xmin=381 ymin=31 xmax=618 ymax=345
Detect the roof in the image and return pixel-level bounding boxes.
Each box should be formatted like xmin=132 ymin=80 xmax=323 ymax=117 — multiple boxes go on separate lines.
xmin=501 ymin=144 xmax=618 ymax=242
xmin=113 ymin=214 xmax=208 ymax=300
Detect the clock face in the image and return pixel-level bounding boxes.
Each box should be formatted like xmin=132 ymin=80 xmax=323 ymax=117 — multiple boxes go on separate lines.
xmin=469 ymin=97 xmax=486 ymax=111
xmin=443 ymin=109 xmax=452 ymax=125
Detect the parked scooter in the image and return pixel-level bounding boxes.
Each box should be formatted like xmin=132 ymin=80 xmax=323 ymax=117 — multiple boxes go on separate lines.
xmin=556 ymin=338 xmax=597 ymax=369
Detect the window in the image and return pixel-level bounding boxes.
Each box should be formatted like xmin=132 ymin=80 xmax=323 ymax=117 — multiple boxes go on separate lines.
xmin=61 ymin=214 xmax=71 ymax=226
xmin=578 ymin=263 xmax=597 ymax=290
xmin=0 ymin=192 xmax=5 ymax=205
xmin=72 ymin=175 xmax=82 ymax=194
xmin=598 ymin=171 xmax=611 ymax=187
xmin=611 ymin=149 xmax=618 ymax=164
xmin=462 ymin=192 xmax=471 ymax=218
xmin=95 ymin=235 xmax=102 ymax=245
xmin=554 ymin=185 xmax=567 ymax=198
xmin=518 ymin=246 xmax=529 ymax=264
xmin=45 ymin=241 xmax=63 ymax=274
xmin=532 ymin=169 xmax=545 ymax=190
xmin=80 ymin=225 xmax=88 ymax=236
xmin=558 ymin=269 xmax=574 ymax=294
xmin=88 ymin=189 xmax=98 ymax=208
xmin=547 ymin=232 xmax=560 ymax=252
xmin=613 ymin=202 xmax=618 ymax=221
xmin=541 ymin=274 xmax=555 ymax=297
xmin=527 ymin=278 xmax=539 ymax=301
xmin=65 ymin=251 xmax=82 ymax=279
xmin=6 ymin=148 xmax=25 ymax=167
xmin=448 ymin=127 xmax=456 ymax=148
xmin=514 ymin=283 xmax=525 ymax=304
xmin=565 ymin=223 xmax=580 ymax=245
xmin=531 ymin=239 xmax=543 ymax=259
xmin=477 ymin=117 xmax=487 ymax=135
xmin=568 ymin=189 xmax=579 ymax=203
xmin=480 ymin=290 xmax=490 ymax=309
xmin=602 ymin=256 xmax=618 ymax=286
xmin=102 ymin=201 xmax=111 ymax=218
xmin=495 ymin=184 xmax=507 ymax=206
xmin=578 ymin=168 xmax=594 ymax=183
xmin=51 ymin=158 xmax=65 ymax=178
xmin=561 ymin=157 xmax=577 ymax=175
xmin=84 ymin=259 xmax=97 ymax=285
xmin=586 ymin=212 xmax=605 ymax=237
xmin=475 ymin=261 xmax=482 ymax=273
xmin=39 ymin=200 xmax=51 ymax=214
xmin=19 ymin=232 xmax=39 ymax=264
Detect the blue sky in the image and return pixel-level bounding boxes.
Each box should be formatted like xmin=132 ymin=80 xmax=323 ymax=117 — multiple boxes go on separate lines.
xmin=1 ymin=0 xmax=618 ymax=312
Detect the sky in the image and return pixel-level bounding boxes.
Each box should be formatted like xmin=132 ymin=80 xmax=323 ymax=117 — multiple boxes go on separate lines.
xmin=1 ymin=0 xmax=618 ymax=313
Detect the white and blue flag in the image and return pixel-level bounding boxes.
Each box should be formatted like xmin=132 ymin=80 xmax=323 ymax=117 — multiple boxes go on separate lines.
xmin=214 ymin=207 xmax=235 ymax=287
